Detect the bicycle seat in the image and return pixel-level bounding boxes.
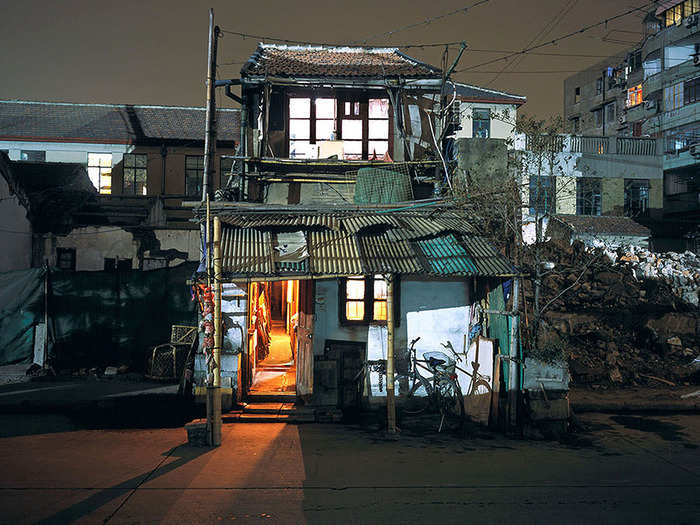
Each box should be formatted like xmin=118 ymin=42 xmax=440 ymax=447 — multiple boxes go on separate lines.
xmin=423 ymin=351 xmax=455 ymax=372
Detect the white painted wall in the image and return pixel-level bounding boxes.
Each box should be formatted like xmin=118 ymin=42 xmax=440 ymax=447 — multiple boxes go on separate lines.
xmin=455 ymin=103 xmax=518 ymax=141
xmin=0 ymin=176 xmax=32 ymax=272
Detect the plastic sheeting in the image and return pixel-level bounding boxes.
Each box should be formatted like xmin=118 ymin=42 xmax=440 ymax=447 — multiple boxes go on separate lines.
xmin=0 ymin=267 xmax=45 ymax=365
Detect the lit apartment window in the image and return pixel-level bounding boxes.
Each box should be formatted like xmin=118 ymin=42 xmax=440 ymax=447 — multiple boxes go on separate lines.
xmin=576 ymin=178 xmax=602 ymax=216
xmin=684 ymin=0 xmax=700 ymax=16
xmin=664 ymin=82 xmax=684 ymax=111
xmin=20 ymin=150 xmax=45 ymax=162
xmin=341 ymin=275 xmax=389 ymax=324
xmin=665 ymin=3 xmax=684 ymax=26
xmin=123 ymin=153 xmax=147 ymax=195
xmin=624 ymin=179 xmax=650 ymax=217
xmin=626 ymin=84 xmax=643 ymax=107
xmin=87 ymin=153 xmax=112 ymax=194
xmin=684 ymin=77 xmax=699 ymax=105
xmin=185 ymin=155 xmax=204 ymax=198
xmin=574 ymin=86 xmax=581 ymax=103
xmin=472 ymin=109 xmax=490 ymax=138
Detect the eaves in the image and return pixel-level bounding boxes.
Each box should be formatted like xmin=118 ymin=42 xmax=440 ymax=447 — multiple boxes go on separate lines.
xmin=241 ymin=76 xmax=443 ymax=90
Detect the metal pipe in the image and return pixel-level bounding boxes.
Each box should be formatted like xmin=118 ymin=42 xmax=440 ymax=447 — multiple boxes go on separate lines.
xmin=386 ymin=275 xmax=397 ymax=434
xmin=210 ymin=215 xmax=223 ymax=446
xmin=202 ymin=9 xmax=219 ymax=202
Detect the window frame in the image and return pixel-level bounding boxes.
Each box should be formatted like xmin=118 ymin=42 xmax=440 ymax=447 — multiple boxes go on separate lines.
xmin=574 ymin=86 xmax=581 ymax=104
xmin=185 ymin=155 xmax=204 ymax=198
xmin=338 ymin=275 xmax=399 ymax=326
xmin=627 ymin=84 xmax=643 ymax=108
xmin=664 ymin=82 xmax=684 ymax=111
xmin=576 ymin=178 xmax=602 ymax=216
xmin=472 ymin=108 xmax=491 ymax=138
xmin=605 ymin=102 xmax=616 ymax=123
xmin=20 ymin=150 xmax=45 ymax=162
xmin=87 ymin=152 xmax=113 ymax=194
xmin=285 ymin=89 xmax=393 ymax=160
xmin=528 ymin=175 xmax=556 ymax=216
xmin=56 ymin=248 xmax=76 ymax=271
xmin=684 ymin=77 xmax=699 ymax=105
xmin=122 ymin=153 xmax=147 ymax=195
xmin=624 ymin=179 xmax=650 ymax=218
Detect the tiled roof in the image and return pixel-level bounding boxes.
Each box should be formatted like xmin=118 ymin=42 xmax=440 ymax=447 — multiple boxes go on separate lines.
xmin=447 ymin=81 xmax=526 ymax=105
xmin=0 ymin=100 xmax=240 ymax=144
xmin=213 ymin=206 xmax=516 ymax=278
xmin=242 ymin=44 xmax=442 ymax=79
xmin=552 ymin=214 xmax=651 ymax=237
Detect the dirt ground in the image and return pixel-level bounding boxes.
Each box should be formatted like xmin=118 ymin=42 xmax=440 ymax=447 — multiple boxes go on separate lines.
xmin=0 ymin=411 xmax=698 ymax=524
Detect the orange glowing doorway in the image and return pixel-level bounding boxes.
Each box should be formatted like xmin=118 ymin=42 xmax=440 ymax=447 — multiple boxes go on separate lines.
xmin=243 ymin=279 xmax=314 ymax=401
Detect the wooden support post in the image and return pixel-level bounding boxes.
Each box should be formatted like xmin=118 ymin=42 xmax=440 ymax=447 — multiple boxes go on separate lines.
xmin=210 ymin=215 xmax=223 ymax=446
xmin=386 ymin=275 xmax=397 ymax=434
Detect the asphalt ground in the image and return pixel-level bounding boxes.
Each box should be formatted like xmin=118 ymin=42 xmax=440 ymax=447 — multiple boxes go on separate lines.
xmin=0 ymin=411 xmax=698 ymax=524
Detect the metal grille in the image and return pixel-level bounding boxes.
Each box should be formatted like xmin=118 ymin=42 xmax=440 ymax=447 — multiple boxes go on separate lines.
xmin=350 ymin=164 xmax=414 ymax=204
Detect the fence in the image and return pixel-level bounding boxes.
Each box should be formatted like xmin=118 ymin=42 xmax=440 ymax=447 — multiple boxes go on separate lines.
xmin=616 ymin=137 xmax=656 ymax=156
xmin=570 ymin=136 xmax=609 ymax=154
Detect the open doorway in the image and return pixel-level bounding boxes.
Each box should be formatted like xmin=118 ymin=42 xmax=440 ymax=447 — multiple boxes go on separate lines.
xmin=246 ymin=280 xmax=303 ymax=398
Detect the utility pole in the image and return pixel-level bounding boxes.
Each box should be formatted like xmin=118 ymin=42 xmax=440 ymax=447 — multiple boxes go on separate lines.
xmin=386 ymin=275 xmax=397 ymax=434
xmin=203 ymin=8 xmax=222 ymax=447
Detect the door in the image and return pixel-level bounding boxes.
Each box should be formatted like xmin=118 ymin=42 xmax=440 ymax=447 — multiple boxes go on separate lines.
xmin=296 ymin=279 xmax=315 ymax=399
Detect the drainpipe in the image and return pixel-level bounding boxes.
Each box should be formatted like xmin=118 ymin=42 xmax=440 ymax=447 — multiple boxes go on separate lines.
xmin=386 ymin=275 xmax=397 ymax=434
xmin=160 ymin=143 xmax=167 ymax=195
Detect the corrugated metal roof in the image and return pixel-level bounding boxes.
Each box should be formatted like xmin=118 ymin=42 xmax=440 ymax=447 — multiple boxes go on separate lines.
xmin=308 ymin=230 xmax=363 ymax=275
xmin=462 ymin=237 xmax=516 ymax=276
xmin=416 ymin=235 xmax=478 ymax=275
xmin=357 ymin=234 xmax=422 ymax=274
xmin=341 ymin=215 xmax=402 ymax=233
xmin=221 ymin=227 xmax=273 ymax=275
xmin=221 ymin=214 xmax=340 ymax=230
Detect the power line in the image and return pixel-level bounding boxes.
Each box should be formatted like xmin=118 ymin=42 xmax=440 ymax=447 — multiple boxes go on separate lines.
xmin=454 ymin=0 xmax=656 ymax=74
xmin=352 ymin=0 xmax=492 ymax=44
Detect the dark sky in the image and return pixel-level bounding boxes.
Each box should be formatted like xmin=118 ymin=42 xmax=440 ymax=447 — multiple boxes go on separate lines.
xmin=0 ymin=0 xmax=648 ymax=118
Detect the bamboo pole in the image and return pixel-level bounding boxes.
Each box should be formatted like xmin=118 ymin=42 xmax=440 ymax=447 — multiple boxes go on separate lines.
xmin=386 ymin=275 xmax=397 ymax=434
xmin=210 ymin=215 xmax=223 ymax=446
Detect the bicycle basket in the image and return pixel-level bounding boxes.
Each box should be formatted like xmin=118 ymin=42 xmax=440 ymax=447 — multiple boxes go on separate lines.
xmin=422 ymin=351 xmax=455 ymax=374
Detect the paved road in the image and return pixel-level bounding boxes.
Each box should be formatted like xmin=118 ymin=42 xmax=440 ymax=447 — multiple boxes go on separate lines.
xmin=0 ymin=413 xmax=698 ymax=524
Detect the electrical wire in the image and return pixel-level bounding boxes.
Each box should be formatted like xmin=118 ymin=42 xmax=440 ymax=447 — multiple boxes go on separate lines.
xmin=454 ymin=0 xmax=656 ymax=74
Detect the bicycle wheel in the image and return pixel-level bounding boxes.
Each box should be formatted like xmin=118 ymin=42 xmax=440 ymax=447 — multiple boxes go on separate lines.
xmin=403 ymin=374 xmax=432 ymax=414
xmin=438 ymin=380 xmax=465 ymax=432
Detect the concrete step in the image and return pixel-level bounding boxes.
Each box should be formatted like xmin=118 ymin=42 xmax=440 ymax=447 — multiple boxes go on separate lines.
xmin=242 ymin=402 xmax=283 ymax=414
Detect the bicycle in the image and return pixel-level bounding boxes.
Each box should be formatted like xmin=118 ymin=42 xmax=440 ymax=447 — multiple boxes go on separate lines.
xmin=404 ymin=337 xmax=467 ymax=432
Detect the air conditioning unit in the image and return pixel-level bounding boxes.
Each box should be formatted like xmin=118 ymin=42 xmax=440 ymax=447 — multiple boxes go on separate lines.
xmin=644 ymin=99 xmax=656 ymax=111
xmin=694 ymin=43 xmax=700 ymax=66
xmin=685 ymin=14 xmax=698 ymax=28
xmin=618 ymin=114 xmax=627 ymax=125
xmin=690 ymin=143 xmax=700 ymax=158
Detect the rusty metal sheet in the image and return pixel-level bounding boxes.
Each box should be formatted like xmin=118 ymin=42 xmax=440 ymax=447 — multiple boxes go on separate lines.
xmin=221 ymin=226 xmax=273 ymax=275
xmin=308 ymin=230 xmax=362 ymax=275
xmin=220 ymin=214 xmax=340 ymax=230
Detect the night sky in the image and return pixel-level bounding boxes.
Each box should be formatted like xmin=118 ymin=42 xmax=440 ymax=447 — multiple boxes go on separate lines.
xmin=0 ymin=0 xmax=647 ymax=118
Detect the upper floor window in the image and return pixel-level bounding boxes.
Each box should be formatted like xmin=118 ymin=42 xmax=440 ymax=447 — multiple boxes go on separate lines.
xmin=185 ymin=155 xmax=204 ymax=198
xmin=664 ymin=82 xmax=684 ymax=111
xmin=576 ymin=178 xmax=602 ymax=216
xmin=624 ymin=179 xmax=650 ymax=217
xmin=627 ymin=84 xmax=643 ymax=107
xmin=21 ymin=150 xmax=45 ymax=162
xmin=574 ymin=86 xmax=581 ymax=104
xmin=87 ymin=153 xmax=112 ymax=194
xmin=123 ymin=153 xmax=147 ymax=195
xmin=595 ymin=78 xmax=603 ymax=96
xmin=594 ymin=108 xmax=603 ymax=127
xmin=684 ymin=76 xmax=699 ymax=105
xmin=472 ymin=109 xmax=490 ymax=138
xmin=529 ymin=175 xmax=556 ymax=216
xmin=606 ymin=102 xmax=616 ymax=123
xmin=288 ymin=96 xmax=390 ymax=160
xmin=665 ymin=0 xmax=699 ymax=26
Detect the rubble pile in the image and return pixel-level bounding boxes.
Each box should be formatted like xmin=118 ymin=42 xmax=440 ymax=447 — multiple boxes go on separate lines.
xmin=522 ymin=240 xmax=699 ymax=387
xmin=618 ymin=248 xmax=700 ymax=307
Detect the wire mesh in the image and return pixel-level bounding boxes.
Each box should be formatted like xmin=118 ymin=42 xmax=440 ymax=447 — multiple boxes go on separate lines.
xmin=349 ymin=163 xmax=415 ymax=204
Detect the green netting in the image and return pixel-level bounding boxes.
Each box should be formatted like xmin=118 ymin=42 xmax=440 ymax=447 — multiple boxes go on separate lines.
xmin=353 ymin=166 xmax=414 ymax=204
xmin=0 ymin=267 xmax=45 ymax=365
xmin=48 ymin=263 xmax=198 ymax=370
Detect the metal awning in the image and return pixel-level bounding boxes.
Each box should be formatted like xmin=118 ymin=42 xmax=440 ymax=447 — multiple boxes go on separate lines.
xmin=211 ymin=206 xmax=518 ymax=280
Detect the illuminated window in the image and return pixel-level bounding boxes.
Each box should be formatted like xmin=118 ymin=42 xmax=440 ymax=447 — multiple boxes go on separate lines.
xmin=123 ymin=153 xmax=147 ymax=195
xmin=340 ymin=275 xmax=395 ymax=324
xmin=627 ymin=84 xmax=643 ymax=107
xmin=345 ymin=276 xmax=365 ymax=321
xmin=288 ymin=95 xmax=390 ymax=160
xmin=87 ymin=153 xmax=112 ymax=194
